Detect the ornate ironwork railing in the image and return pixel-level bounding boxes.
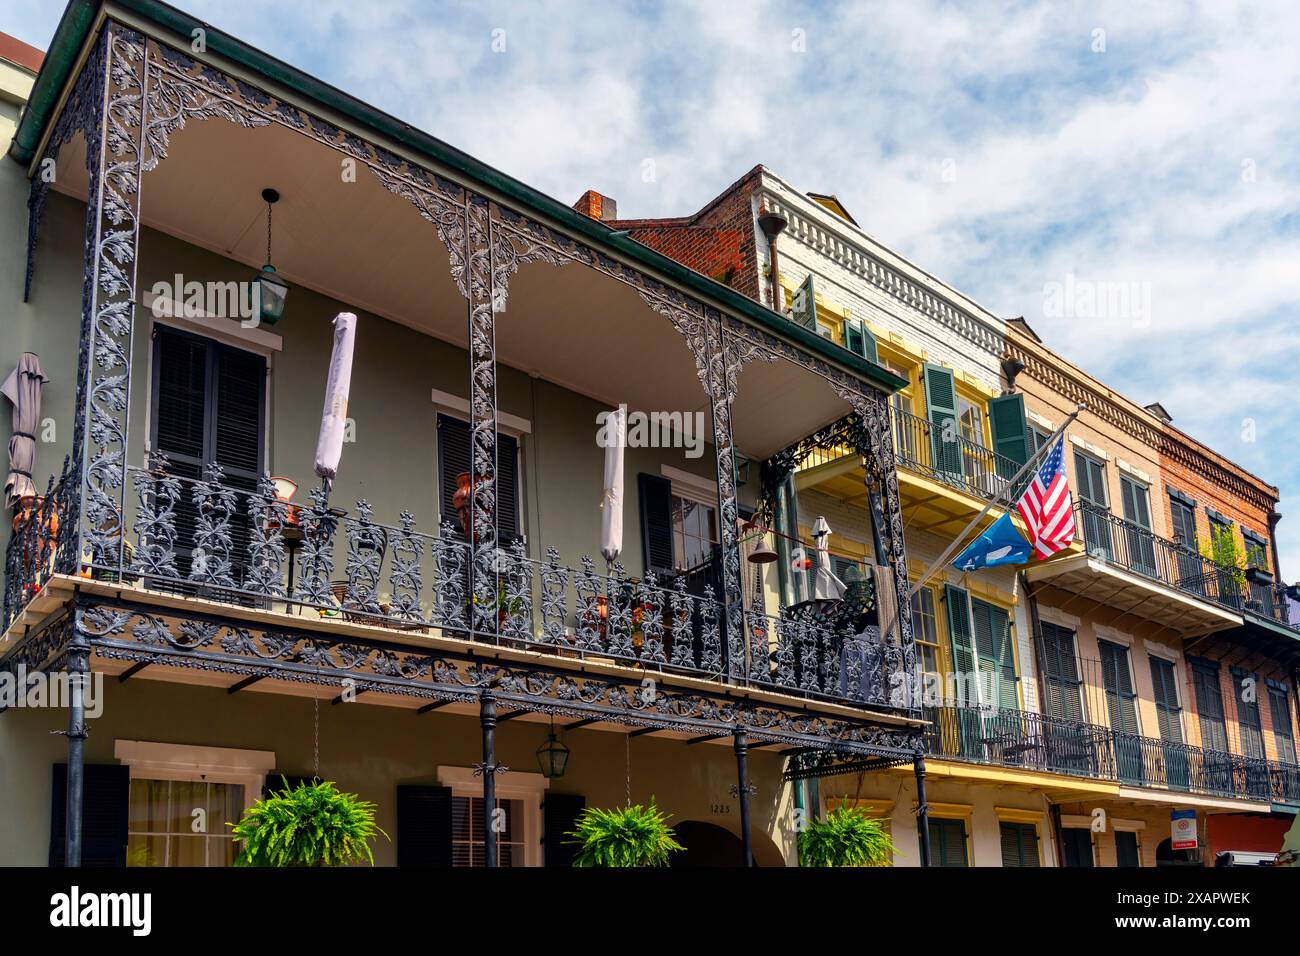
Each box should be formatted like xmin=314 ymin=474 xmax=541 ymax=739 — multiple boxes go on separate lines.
xmin=1074 ymin=500 xmax=1246 ymax=614
xmin=796 ymin=405 xmax=1026 ymax=504
xmin=1243 ymin=579 xmax=1300 ymax=633
xmin=924 ymin=701 xmax=1300 ymax=804
xmin=2 ymin=457 xmax=909 ymax=709
xmin=2 ymin=465 xmax=74 ymax=632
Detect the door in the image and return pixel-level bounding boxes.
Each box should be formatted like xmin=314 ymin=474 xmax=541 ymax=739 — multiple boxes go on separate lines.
xmin=150 ymin=327 xmax=266 ymax=591
xmin=1073 ymin=451 xmax=1111 ymax=560
xmin=1118 ymin=475 xmax=1157 ymax=577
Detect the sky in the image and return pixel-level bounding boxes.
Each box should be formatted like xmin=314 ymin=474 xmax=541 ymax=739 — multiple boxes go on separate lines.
xmin=4 ymin=0 xmax=1298 ymax=576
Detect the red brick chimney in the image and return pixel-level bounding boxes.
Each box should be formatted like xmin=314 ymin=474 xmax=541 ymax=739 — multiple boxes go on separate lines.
xmin=573 ymin=189 xmax=617 ymax=222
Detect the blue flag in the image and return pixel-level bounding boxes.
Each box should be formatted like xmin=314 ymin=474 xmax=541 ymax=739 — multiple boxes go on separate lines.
xmin=952 ymin=513 xmax=1033 ymax=571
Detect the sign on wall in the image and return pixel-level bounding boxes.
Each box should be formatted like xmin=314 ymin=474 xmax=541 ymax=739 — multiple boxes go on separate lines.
xmin=1171 ymin=809 xmax=1198 ymax=850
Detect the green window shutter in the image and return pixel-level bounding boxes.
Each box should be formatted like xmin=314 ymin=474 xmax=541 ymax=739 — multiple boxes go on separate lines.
xmin=1099 ymin=640 xmax=1139 ymax=734
xmin=1192 ymin=658 xmax=1228 ymax=752
xmin=790 ymin=274 xmax=817 ymax=330
xmin=1119 ymin=475 xmax=1152 ymax=529
xmin=990 ymin=604 xmax=1018 ymax=710
xmin=637 ymin=472 xmax=675 ymax=577
xmin=1115 ymin=830 xmax=1140 ymax=867
xmin=1039 ymin=622 xmax=1083 ymax=720
xmin=944 ymin=584 xmax=974 ymax=685
xmin=987 ymin=393 xmax=1030 ymax=479
xmin=1231 ymin=668 xmax=1265 ymax=759
xmin=929 ymin=818 xmax=969 ymax=867
xmin=843 ymin=317 xmax=879 ymax=364
xmin=1268 ymin=684 xmax=1297 ymax=764
xmin=923 ymin=363 xmax=960 ymax=477
xmin=1148 ymin=657 xmax=1184 ymax=744
xmin=1000 ymin=821 xmax=1039 ymax=867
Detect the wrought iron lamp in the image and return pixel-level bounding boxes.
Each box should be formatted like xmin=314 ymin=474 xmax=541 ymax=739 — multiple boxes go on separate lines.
xmin=535 ymin=718 xmax=570 ymax=779
xmin=253 ymin=187 xmax=288 ymax=326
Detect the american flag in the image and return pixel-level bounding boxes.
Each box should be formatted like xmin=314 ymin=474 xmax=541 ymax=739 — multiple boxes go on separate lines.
xmin=1016 ymin=435 xmax=1076 ymax=559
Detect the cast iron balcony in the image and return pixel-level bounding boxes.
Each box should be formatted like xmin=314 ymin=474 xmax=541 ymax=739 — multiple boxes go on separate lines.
xmin=2 ymin=458 xmax=910 ymax=713
xmin=1074 ymin=499 xmax=1247 ymax=614
xmin=923 ymin=700 xmax=1300 ymax=805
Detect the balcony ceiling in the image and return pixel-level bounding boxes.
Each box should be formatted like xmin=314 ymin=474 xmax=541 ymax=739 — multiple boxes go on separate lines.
xmin=50 ymin=118 xmax=851 ymax=459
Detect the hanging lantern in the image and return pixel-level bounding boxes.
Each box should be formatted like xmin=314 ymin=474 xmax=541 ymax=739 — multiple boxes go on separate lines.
xmin=253 ymin=187 xmax=288 ymax=326
xmin=535 ymin=718 xmax=570 ymax=779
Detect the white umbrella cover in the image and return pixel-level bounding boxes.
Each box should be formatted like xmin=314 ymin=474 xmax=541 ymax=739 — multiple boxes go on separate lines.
xmin=599 ymin=405 xmax=626 ymax=564
xmin=314 ymin=312 xmax=357 ymax=482
xmin=3 ymin=353 xmax=49 ymax=507
xmin=811 ymin=515 xmax=846 ymax=600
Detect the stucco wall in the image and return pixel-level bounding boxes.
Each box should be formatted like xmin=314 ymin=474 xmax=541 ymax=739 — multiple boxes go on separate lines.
xmin=0 ymin=677 xmax=792 ymax=866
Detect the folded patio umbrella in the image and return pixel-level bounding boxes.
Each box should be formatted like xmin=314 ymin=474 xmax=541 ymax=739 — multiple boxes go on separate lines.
xmin=599 ymin=405 xmax=626 ymax=564
xmin=314 ymin=312 xmax=357 ymax=484
xmin=810 ymin=515 xmax=846 ymax=600
xmin=2 ymin=352 xmax=48 ymax=508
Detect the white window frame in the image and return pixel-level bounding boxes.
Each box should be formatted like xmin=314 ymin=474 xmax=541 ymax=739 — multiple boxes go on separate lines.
xmin=437 ymin=765 xmax=548 ymax=867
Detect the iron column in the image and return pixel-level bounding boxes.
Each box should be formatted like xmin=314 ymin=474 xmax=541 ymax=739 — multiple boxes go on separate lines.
xmin=914 ymin=749 xmax=932 ymax=867
xmin=480 ymin=688 xmax=498 ymax=867
xmin=734 ymin=728 xmax=754 ymax=867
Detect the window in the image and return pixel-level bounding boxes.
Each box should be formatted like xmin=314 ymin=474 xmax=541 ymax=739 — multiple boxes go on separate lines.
xmin=1242 ymin=530 xmax=1269 ymax=571
xmin=1073 ymin=451 xmax=1108 ymax=506
xmin=1118 ymin=474 xmax=1156 ymax=575
xmin=437 ymin=413 xmax=520 ymax=543
xmin=911 ymin=587 xmax=942 ymax=683
xmin=150 ymin=327 xmax=266 ymax=582
xmin=114 ymin=740 xmax=273 ymax=869
xmin=1038 ymin=621 xmax=1084 ymax=721
xmin=1073 ymin=451 xmax=1111 ymax=558
xmin=437 ymin=767 xmax=546 ymax=867
xmin=1268 ymin=681 xmax=1297 ymax=764
xmin=999 ymin=822 xmax=1039 ymax=867
xmin=1029 ymin=426 xmax=1051 ymax=455
xmin=452 ymin=795 xmax=526 ymax=867
xmin=956 ymin=396 xmax=984 ymax=447
xmin=891 ymin=392 xmax=919 ymax=464
xmin=1168 ymin=493 xmax=1198 ymax=549
xmin=128 ymin=778 xmax=244 ymax=867
xmin=1061 ymin=827 xmax=1094 ymax=867
xmin=927 ymin=817 xmax=969 ymax=867
xmin=1115 ymin=830 xmax=1141 ymax=867
xmin=671 ymin=494 xmax=718 ymax=572
xmin=1191 ymin=658 xmax=1228 ymax=753
xmin=1231 ymin=667 xmax=1265 ymax=760
xmin=1149 ymin=656 xmax=1184 ymax=744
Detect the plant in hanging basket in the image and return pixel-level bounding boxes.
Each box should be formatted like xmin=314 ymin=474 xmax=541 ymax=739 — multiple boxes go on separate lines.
xmin=798 ymin=805 xmax=896 ymax=867
xmin=228 ymin=777 xmax=388 ymax=867
xmin=566 ymin=799 xmax=685 ymax=867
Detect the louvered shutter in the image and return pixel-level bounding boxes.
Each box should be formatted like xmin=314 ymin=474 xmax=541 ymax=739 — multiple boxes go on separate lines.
xmin=1268 ymin=684 xmax=1298 ymax=764
xmin=944 ymin=585 xmax=974 ymax=684
xmin=843 ymin=318 xmax=878 ymax=364
xmin=999 ymin=822 xmax=1038 ymax=867
xmin=990 ymin=604 xmax=1018 ymax=709
xmin=1148 ymin=657 xmax=1183 ymax=743
xmin=923 ymin=363 xmax=960 ymax=478
xmin=1231 ymin=668 xmax=1265 ymax=759
xmin=1192 ymin=659 xmax=1228 ymax=753
xmin=928 ymin=818 xmax=968 ymax=867
xmin=49 ymin=763 xmax=129 ymax=867
xmin=638 ymin=472 xmax=675 ymax=577
xmin=437 ymin=414 xmax=520 ymax=543
xmin=790 ymin=274 xmax=816 ymax=330
xmin=542 ymin=792 xmax=585 ymax=867
xmin=1039 ymin=622 xmax=1083 ymax=721
xmin=988 ymin=393 xmax=1030 ymax=480
xmin=1099 ymin=640 xmax=1139 ymax=735
xmin=1115 ymin=830 xmax=1140 ymax=867
xmin=396 ymin=785 xmax=453 ymax=866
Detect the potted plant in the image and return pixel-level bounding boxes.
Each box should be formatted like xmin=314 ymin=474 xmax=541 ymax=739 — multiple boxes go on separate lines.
xmin=798 ymin=805 xmax=896 ymax=867
xmin=566 ymin=800 xmax=684 ymax=867
xmin=229 ymin=777 xmax=388 ymax=866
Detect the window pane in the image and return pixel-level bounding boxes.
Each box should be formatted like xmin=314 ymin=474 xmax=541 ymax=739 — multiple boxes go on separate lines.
xmin=129 ymin=778 xmax=169 ymax=833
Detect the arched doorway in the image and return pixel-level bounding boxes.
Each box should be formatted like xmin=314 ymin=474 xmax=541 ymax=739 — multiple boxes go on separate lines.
xmin=671 ymin=821 xmax=748 ymax=867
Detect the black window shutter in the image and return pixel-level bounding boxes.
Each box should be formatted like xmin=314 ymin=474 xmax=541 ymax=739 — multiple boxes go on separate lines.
xmin=638 ymin=472 xmax=675 ymax=576
xmin=542 ymin=792 xmax=586 ymax=867
xmin=262 ymin=774 xmax=315 ymax=798
xmin=437 ymin=414 xmax=519 ymax=543
xmin=48 ymin=763 xmax=130 ymax=867
xmin=396 ymin=785 xmax=453 ymax=866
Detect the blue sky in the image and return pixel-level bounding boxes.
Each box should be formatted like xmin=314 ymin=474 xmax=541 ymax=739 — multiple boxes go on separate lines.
xmin=5 ymin=0 xmax=1298 ymax=575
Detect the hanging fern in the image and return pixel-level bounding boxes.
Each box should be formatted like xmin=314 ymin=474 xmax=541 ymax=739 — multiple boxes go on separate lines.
xmin=229 ymin=777 xmax=388 ymax=867
xmin=798 ymin=805 xmax=896 ymax=867
xmin=567 ymin=800 xmax=685 ymax=867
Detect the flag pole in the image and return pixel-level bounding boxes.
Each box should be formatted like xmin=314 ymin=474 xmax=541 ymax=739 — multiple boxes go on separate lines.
xmin=877 ymin=403 xmax=1085 ymax=643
